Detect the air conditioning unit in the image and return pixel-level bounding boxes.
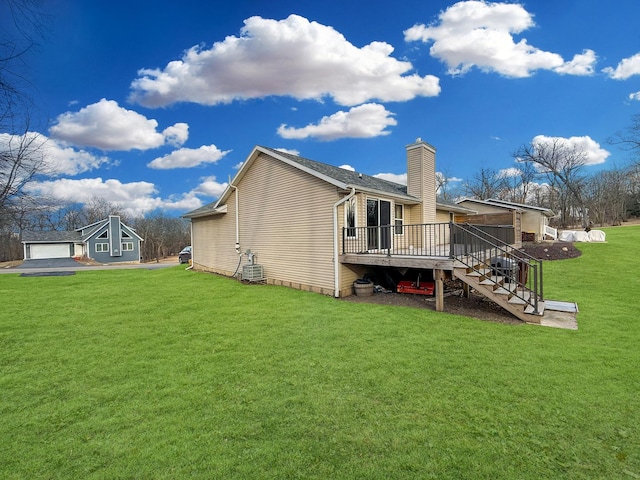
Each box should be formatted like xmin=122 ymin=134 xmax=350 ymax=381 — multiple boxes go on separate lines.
xmin=242 ymin=264 xmax=265 ymax=282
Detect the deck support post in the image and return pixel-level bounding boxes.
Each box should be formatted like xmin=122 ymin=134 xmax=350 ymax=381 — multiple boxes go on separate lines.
xmin=463 ymin=282 xmax=470 ymax=298
xmin=435 ymin=269 xmax=445 ymax=312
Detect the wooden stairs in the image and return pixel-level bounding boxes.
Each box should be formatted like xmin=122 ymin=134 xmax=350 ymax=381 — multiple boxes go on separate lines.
xmin=449 ymin=223 xmax=577 ymax=327
xmin=453 ymin=263 xmax=544 ymax=324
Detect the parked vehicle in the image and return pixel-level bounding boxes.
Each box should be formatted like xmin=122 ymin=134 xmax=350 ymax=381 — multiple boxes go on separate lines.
xmin=178 ymin=246 xmax=192 ymax=264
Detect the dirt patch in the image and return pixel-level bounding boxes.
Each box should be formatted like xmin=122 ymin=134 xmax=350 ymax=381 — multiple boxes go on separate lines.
xmin=342 ymin=241 xmax=581 ymax=325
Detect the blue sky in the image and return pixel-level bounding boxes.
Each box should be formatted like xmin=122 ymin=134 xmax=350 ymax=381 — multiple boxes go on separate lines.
xmin=5 ymin=0 xmax=640 ymax=216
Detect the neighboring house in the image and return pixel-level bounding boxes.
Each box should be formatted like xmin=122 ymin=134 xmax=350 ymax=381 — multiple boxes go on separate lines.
xmin=184 ymin=140 xmax=475 ymax=298
xmin=22 ymin=215 xmax=143 ymax=263
xmin=456 ymin=198 xmax=556 ymax=242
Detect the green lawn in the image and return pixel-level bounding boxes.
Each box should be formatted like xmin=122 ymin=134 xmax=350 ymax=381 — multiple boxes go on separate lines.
xmin=1 ymin=226 xmax=639 ymax=479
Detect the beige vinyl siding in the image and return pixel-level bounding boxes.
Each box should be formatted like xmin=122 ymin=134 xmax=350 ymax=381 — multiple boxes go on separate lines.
xmin=191 ymin=199 xmax=238 ymax=276
xmin=406 ymin=142 xmax=436 ymax=225
xmin=192 ymin=152 xmax=345 ymax=295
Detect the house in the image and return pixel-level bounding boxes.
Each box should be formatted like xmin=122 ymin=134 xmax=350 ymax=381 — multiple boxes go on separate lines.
xmin=184 ymin=140 xmax=574 ymax=324
xmin=185 ymin=140 xmax=469 ymax=294
xmin=455 ymin=198 xmax=557 ymax=242
xmin=22 ymin=215 xmax=143 ymax=263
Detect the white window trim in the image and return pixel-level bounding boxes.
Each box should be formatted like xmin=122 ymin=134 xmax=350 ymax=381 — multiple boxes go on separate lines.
xmin=95 ymin=243 xmax=109 ymax=252
xmin=122 ymin=242 xmax=134 ymax=251
xmin=344 ymin=196 xmax=357 ymax=238
xmin=394 ymin=204 xmax=404 ymax=235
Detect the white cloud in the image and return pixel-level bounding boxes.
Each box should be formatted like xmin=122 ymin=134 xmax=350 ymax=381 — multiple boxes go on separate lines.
xmin=404 ymin=1 xmax=594 ymax=78
xmin=148 ymin=144 xmax=231 ymax=169
xmin=274 ymin=147 xmax=300 ymax=156
xmin=49 ymin=98 xmax=189 ymax=151
xmin=374 ymin=172 xmax=407 ymax=185
xmin=554 ymin=49 xmax=597 ymax=76
xmin=603 ymin=52 xmax=640 ymax=80
xmin=339 ymin=164 xmax=355 ymax=171
xmin=499 ymin=167 xmax=522 ymax=178
xmin=26 ymin=177 xmax=204 ymax=217
xmin=191 ymin=176 xmax=228 ymax=198
xmin=277 ymin=103 xmax=397 ymax=141
xmin=162 ymin=123 xmax=190 ymax=147
xmin=130 ymin=14 xmax=440 ymax=107
xmin=532 ymin=135 xmax=610 ymax=166
xmin=0 ymin=132 xmax=112 ymax=177
xmin=629 ymin=91 xmax=640 ymax=101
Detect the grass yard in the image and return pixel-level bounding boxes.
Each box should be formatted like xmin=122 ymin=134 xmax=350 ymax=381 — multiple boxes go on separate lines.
xmin=1 ymin=226 xmax=639 ymax=479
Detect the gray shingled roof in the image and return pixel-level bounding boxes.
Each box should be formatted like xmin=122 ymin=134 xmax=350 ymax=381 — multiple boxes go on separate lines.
xmin=260 ymin=146 xmax=412 ymax=198
xmin=22 ymin=230 xmax=82 ymax=243
xmin=184 ymin=146 xmax=418 ymax=218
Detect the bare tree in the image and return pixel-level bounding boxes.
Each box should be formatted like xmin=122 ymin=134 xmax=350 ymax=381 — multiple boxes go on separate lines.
xmin=513 ymin=138 xmax=588 ymax=227
xmin=0 ymin=127 xmax=47 ymax=210
xmin=83 ymin=197 xmax=129 ymax=225
xmin=133 ymin=213 xmax=190 ymax=262
xmin=463 ymin=167 xmax=507 ymax=200
xmin=609 ymin=113 xmax=640 ymax=162
xmin=500 ymin=161 xmax=540 ymax=204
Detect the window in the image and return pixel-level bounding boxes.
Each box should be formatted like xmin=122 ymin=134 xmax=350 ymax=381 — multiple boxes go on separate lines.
xmin=97 ymin=230 xmax=108 ymax=239
xmin=345 ymin=197 xmax=356 ymax=238
xmin=96 ymin=243 xmax=109 ymax=252
xmin=122 ymin=242 xmax=134 ymax=251
xmin=122 ymin=231 xmax=131 ymax=238
xmin=395 ymin=204 xmax=404 ymax=235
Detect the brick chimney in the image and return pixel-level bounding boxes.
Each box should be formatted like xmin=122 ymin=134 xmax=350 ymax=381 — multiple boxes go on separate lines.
xmin=406 ymin=138 xmax=437 ymax=224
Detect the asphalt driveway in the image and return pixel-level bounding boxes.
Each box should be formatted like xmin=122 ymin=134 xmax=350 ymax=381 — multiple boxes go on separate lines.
xmin=17 ymin=258 xmax=86 ymax=269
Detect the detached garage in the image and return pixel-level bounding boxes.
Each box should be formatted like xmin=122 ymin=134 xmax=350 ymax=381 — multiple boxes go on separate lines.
xmin=22 ymin=231 xmax=81 ymax=260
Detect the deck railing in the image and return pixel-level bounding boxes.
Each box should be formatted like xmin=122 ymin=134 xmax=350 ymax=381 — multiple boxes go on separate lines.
xmin=342 ymin=222 xmax=453 ymax=257
xmin=341 ymin=222 xmax=515 ymax=258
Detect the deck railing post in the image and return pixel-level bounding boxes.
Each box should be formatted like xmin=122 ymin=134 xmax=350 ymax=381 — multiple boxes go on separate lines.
xmin=532 ymin=264 xmax=539 ymax=314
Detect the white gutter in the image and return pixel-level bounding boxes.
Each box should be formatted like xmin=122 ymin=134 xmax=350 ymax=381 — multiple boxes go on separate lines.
xmin=229 ymin=183 xmax=241 ymax=253
xmin=333 ymin=188 xmax=356 ymax=298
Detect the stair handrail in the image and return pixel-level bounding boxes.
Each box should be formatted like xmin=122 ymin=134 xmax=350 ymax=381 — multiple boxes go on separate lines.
xmin=451 ymin=223 xmax=543 ymax=314
xmin=461 ymin=222 xmax=544 ymax=300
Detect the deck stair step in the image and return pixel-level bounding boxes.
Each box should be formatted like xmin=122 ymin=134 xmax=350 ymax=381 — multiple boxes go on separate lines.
xmin=466 ymin=267 xmax=491 ymax=277
xmin=494 ymin=282 xmax=518 ymax=295
xmin=508 ymin=290 xmax=532 ymax=305
xmin=524 ymin=301 xmax=545 ymax=315
xmin=480 ymin=276 xmax=504 ymax=286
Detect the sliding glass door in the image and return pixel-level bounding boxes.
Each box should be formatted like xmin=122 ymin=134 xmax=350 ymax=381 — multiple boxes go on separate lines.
xmin=367 ymin=198 xmax=391 ymax=250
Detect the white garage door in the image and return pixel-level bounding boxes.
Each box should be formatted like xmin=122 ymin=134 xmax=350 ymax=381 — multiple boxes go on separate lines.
xmin=30 ymin=244 xmax=71 ymax=259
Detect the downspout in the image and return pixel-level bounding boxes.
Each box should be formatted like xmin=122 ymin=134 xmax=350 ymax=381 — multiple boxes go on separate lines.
xmin=333 ymin=188 xmax=356 ymax=298
xmin=229 ymin=182 xmax=240 ymax=253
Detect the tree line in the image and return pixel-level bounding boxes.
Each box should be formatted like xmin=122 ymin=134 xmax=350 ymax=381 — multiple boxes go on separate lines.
xmin=438 ymin=121 xmax=640 ymax=229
